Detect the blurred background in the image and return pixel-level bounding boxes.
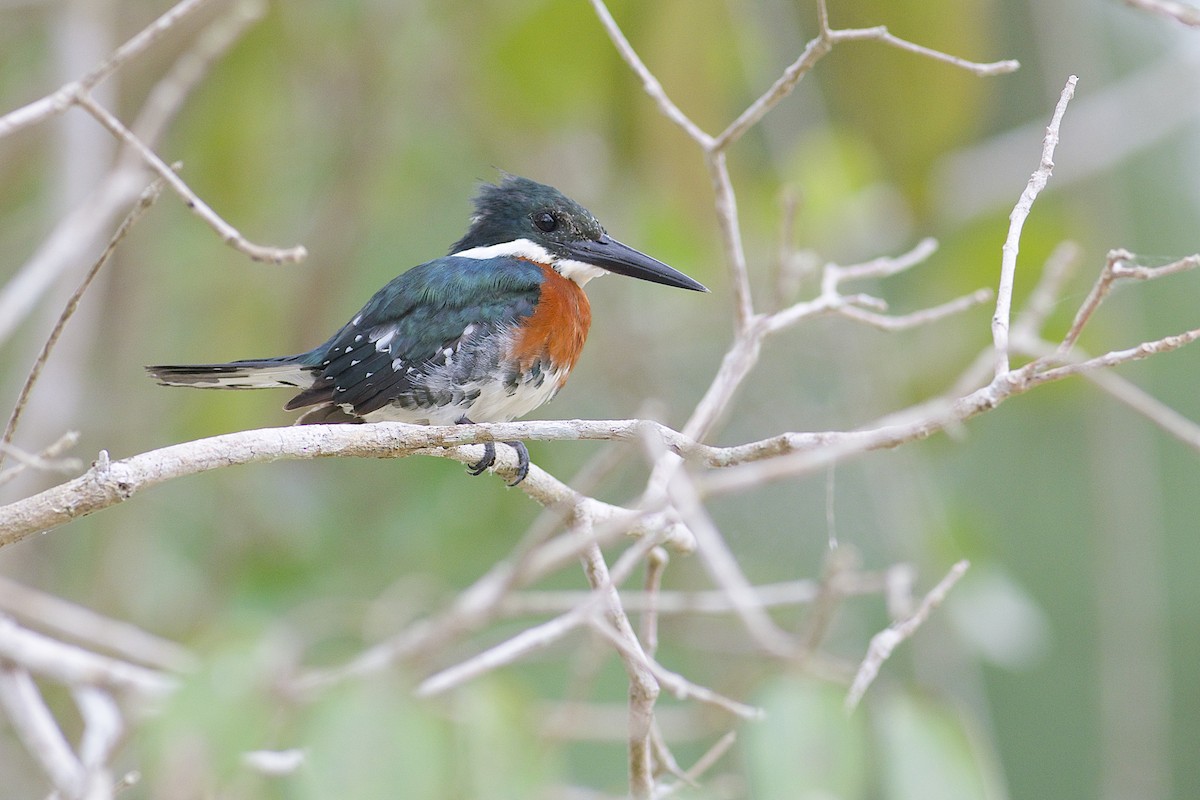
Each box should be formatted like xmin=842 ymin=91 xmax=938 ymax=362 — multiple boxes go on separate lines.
xmin=1 ymin=0 xmax=1199 ymax=797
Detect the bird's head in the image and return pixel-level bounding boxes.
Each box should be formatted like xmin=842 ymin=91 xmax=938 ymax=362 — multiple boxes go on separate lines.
xmin=450 ymin=174 xmax=708 ymax=292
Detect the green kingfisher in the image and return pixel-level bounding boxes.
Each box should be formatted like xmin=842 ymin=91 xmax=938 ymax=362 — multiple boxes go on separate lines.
xmin=148 ymin=174 xmax=707 ymax=484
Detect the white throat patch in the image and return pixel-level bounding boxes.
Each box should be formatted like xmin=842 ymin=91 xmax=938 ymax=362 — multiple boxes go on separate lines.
xmin=452 ymin=238 xmax=605 ymax=286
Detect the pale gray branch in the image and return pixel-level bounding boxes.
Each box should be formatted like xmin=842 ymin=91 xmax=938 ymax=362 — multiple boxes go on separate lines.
xmin=0 ymin=666 xmax=85 ymax=798
xmin=0 ymin=577 xmax=195 ymax=672
xmin=0 ymin=616 xmax=176 ymax=697
xmin=993 ymin=75 xmax=1077 ymax=375
xmin=845 ymin=560 xmax=970 ymax=710
xmin=1060 ymin=249 xmax=1200 ymax=353
xmin=1 ymin=179 xmax=163 ymax=468
xmin=1126 ymin=0 xmax=1200 ymax=26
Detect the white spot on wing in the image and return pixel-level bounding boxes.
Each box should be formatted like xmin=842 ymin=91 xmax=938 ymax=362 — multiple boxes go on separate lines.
xmin=372 ymin=325 xmax=398 ymax=351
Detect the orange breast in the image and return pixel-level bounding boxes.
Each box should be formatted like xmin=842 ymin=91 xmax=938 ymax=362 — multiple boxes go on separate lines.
xmin=510 ymin=262 xmax=592 ymax=382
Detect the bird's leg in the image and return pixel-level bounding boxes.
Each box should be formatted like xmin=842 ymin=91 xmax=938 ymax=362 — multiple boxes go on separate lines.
xmin=456 ymin=417 xmax=530 ymax=486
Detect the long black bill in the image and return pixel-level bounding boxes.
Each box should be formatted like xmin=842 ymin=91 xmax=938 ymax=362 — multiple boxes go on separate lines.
xmin=567 ymin=235 xmax=708 ymax=292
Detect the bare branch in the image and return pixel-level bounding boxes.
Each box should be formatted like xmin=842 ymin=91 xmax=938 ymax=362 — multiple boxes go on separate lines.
xmin=0 ymin=0 xmax=218 ymax=138
xmin=73 ymin=93 xmax=305 ymax=264
xmin=416 ymin=602 xmax=592 ymax=698
xmin=833 ymin=287 xmax=993 ymax=332
xmin=714 ymin=23 xmax=1016 ymax=153
xmin=0 ymin=0 xmax=303 ymax=273
xmin=713 ymin=35 xmax=832 ymax=152
xmin=707 ymin=152 xmax=755 ymax=329
xmin=0 ymin=433 xmax=82 ymax=486
xmin=580 ymin=537 xmax=660 ymax=800
xmin=0 ymin=666 xmax=86 ymax=797
xmin=500 ymin=572 xmax=893 ymax=616
xmin=0 ymin=421 xmax=694 ymax=549
xmin=0 ymin=616 xmax=176 ymax=697
xmin=1 ymin=180 xmax=164 ymax=468
xmin=0 ymin=0 xmax=270 ymax=348
xmin=845 ymin=560 xmax=970 ymax=710
xmin=1031 ymin=326 xmax=1200 ymax=387
xmin=589 ymin=617 xmax=763 ymax=721
xmin=1060 ymin=249 xmax=1200 ymax=353
xmin=585 ymin=0 xmax=713 ymax=147
xmin=666 ymin=467 xmax=800 ymax=658
xmin=993 ymin=75 xmax=1078 ymax=375
xmin=640 ymin=547 xmax=669 ymax=658
xmin=0 ymin=577 xmax=195 ymax=672
xmin=1125 ymin=0 xmax=1200 ymax=26
xmin=827 ymin=26 xmax=1020 ymax=76
xmin=73 ymin=685 xmax=123 ymax=798
xmin=654 ymin=731 xmax=738 ymax=798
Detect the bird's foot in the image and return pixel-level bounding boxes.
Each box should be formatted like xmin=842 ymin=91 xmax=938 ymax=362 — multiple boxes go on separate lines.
xmin=458 ymin=417 xmax=530 ymax=485
xmin=466 ymin=441 xmax=496 ymax=476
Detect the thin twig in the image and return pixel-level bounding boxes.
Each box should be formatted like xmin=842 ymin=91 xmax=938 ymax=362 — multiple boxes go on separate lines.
xmin=0 ymin=666 xmax=85 ymax=797
xmin=500 ymin=573 xmax=891 ymax=616
xmin=1125 ymin=0 xmax=1200 ymax=26
xmin=415 ymin=604 xmax=591 ymax=697
xmin=666 ymin=466 xmax=800 ymax=659
xmin=0 ymin=180 xmax=164 ymax=468
xmin=828 ymin=26 xmax=1019 ymax=76
xmin=0 ymin=0 xmax=270 ymax=348
xmin=0 ymin=434 xmax=82 ymax=486
xmin=588 ymin=617 xmax=763 ymax=721
xmin=654 ymin=730 xmax=738 ymax=799
xmin=833 ymin=288 xmax=993 ymax=332
xmin=73 ymin=685 xmax=123 ymax=797
xmin=1032 ymin=327 xmax=1200 ymax=387
xmin=641 ymin=547 xmax=669 ymax=658
xmin=0 ymin=615 xmax=176 ymax=697
xmin=706 ymin=151 xmax=756 ymax=330
xmin=585 ymin=0 xmax=713 ymax=147
xmin=845 ymin=560 xmax=970 ymax=710
xmin=579 ymin=536 xmax=660 ymax=800
xmin=0 ymin=0 xmax=218 ymax=138
xmin=73 ymin=93 xmax=305 ymax=264
xmin=0 ymin=577 xmax=195 ymax=672
xmin=1060 ymin=249 xmax=1200 ymax=353
xmin=993 ymin=75 xmax=1077 ymax=376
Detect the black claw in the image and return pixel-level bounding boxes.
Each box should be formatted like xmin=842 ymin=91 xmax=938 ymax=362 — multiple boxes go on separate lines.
xmin=506 ymin=440 xmax=530 ymax=486
xmin=456 ymin=416 xmax=529 ymax=484
xmin=467 ymin=441 xmax=496 ymax=475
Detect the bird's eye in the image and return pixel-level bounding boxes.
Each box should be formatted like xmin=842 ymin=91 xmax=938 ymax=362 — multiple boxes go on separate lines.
xmin=533 ymin=211 xmax=558 ymax=232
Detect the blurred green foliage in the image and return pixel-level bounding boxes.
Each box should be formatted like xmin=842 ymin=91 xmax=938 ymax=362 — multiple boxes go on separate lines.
xmin=3 ymin=0 xmax=1200 ymax=797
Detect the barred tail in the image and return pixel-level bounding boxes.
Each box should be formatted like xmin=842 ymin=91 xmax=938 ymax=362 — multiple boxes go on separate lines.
xmin=146 ymin=356 xmax=318 ymax=390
